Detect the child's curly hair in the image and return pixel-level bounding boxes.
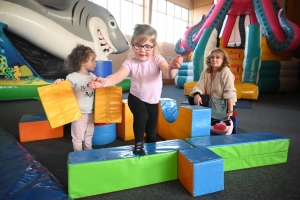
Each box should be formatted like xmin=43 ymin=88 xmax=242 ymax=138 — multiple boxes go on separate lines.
xmin=66 ymin=44 xmax=95 ymax=72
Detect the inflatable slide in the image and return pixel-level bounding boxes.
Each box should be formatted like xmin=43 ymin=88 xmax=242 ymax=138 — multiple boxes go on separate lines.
xmin=0 ymin=0 xmax=130 ymax=100
xmin=0 ymin=23 xmax=50 ymax=100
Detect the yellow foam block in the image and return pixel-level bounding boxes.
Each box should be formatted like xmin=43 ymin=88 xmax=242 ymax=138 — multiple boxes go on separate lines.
xmin=94 ymin=86 xmax=122 ymax=123
xmin=116 ymin=99 xmax=134 ymax=141
xmin=37 ymin=80 xmax=82 ymax=128
xmin=240 ymin=83 xmax=259 ymax=100
xmin=157 ymin=99 xmax=211 ymax=140
xmin=183 ymin=81 xmax=197 ymax=96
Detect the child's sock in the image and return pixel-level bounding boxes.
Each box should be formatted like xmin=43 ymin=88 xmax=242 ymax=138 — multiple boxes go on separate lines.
xmin=133 ymin=142 xmax=146 ymax=156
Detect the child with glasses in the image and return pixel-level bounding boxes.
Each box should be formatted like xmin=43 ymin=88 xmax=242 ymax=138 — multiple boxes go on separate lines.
xmin=89 ymin=24 xmax=183 ymax=156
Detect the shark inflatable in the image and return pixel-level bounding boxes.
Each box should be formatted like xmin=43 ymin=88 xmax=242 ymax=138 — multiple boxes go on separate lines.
xmin=0 ymin=0 xmax=129 ymax=60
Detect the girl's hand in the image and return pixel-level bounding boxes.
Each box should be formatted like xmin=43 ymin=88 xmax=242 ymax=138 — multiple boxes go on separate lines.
xmin=54 ymin=79 xmax=64 ymax=84
xmin=169 ymin=55 xmax=183 ymax=69
xmin=89 ymin=77 xmax=106 ymax=88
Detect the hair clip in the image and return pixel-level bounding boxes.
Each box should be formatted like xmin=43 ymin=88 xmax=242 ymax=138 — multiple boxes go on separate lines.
xmin=133 ymin=24 xmax=140 ymax=30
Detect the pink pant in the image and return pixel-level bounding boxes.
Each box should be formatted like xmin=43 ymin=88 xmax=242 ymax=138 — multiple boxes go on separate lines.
xmin=71 ymin=113 xmax=94 ymax=151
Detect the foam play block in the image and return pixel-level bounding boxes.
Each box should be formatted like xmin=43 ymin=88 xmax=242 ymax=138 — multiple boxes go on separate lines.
xmin=157 ymin=98 xmax=211 ymax=140
xmin=94 ymin=86 xmax=122 ymax=123
xmin=0 ymin=127 xmax=70 ymax=199
xmin=186 ymin=132 xmax=290 ymax=171
xmin=116 ymin=99 xmax=134 ymax=141
xmin=183 ymin=81 xmax=197 ymax=96
xmin=116 ymin=99 xmax=146 ymax=141
xmin=231 ymin=111 xmax=238 ymax=134
xmin=68 ymin=139 xmax=193 ymax=199
xmin=37 ymin=80 xmax=82 ymax=128
xmin=19 ymin=113 xmax=63 ymax=142
xmin=178 ymin=147 xmax=224 ymax=197
xmin=92 ymin=123 xmax=116 ymax=146
xmin=93 ymin=60 xmax=112 ymax=78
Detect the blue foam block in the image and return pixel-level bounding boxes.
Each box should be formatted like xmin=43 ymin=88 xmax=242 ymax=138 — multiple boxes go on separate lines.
xmin=179 ymin=147 xmax=224 ymax=196
xmin=19 ymin=113 xmax=47 ymax=122
xmin=92 ymin=123 xmax=116 ymax=146
xmin=230 ymin=114 xmax=238 ymax=134
xmin=92 ymin=60 xmax=112 ymax=78
xmin=181 ymin=100 xmax=189 ymax=104
xmin=187 ymin=105 xmax=211 ymax=137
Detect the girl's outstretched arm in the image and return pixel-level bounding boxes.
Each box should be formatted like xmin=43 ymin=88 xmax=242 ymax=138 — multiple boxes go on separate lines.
xmin=89 ymin=66 xmax=129 ymax=88
xmin=160 ymin=54 xmax=183 ymax=79
xmin=89 ymin=77 xmax=106 ymax=88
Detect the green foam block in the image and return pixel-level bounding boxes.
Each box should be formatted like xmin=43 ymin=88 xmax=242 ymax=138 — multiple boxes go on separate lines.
xmin=209 ymin=139 xmax=289 ymax=171
xmin=68 ymin=152 xmax=178 ymax=199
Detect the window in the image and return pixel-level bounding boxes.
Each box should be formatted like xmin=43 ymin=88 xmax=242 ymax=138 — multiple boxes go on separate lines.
xmin=90 ymin=0 xmax=189 ymax=44
xmin=151 ymin=0 xmax=189 ymax=44
xmin=90 ymin=0 xmax=143 ymax=35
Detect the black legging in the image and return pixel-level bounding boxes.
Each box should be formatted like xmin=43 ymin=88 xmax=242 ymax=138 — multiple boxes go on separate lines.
xmin=128 ymin=93 xmax=158 ymax=143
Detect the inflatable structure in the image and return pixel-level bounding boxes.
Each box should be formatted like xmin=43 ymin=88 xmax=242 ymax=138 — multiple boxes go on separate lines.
xmin=0 ymin=0 xmax=129 ymax=100
xmin=0 ymin=0 xmax=129 ymax=61
xmin=174 ymin=0 xmax=300 ymax=99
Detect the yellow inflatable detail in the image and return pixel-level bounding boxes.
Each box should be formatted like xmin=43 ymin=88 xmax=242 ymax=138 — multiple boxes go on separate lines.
xmin=261 ymin=36 xmax=291 ymax=61
xmin=189 ymin=52 xmax=194 ymax=62
xmin=19 ymin=65 xmax=34 ymax=76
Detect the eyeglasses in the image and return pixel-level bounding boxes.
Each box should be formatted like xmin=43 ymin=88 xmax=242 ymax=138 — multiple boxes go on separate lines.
xmin=132 ymin=44 xmax=153 ymax=51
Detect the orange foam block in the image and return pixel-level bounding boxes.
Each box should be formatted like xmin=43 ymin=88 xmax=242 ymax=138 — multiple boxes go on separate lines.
xmin=116 ymin=99 xmax=134 ymax=141
xmin=19 ymin=113 xmax=63 ymax=142
xmin=94 ymin=86 xmax=122 ymax=123
xmin=37 ymin=80 xmax=82 ymax=128
xmin=116 ymin=99 xmax=145 ymax=141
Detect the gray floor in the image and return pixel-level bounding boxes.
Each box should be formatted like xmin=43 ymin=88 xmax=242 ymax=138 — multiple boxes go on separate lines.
xmin=1 ymin=84 xmax=300 ymax=200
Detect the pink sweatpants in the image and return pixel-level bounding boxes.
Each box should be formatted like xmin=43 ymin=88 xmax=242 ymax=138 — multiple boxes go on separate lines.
xmin=71 ymin=113 xmax=94 ymax=151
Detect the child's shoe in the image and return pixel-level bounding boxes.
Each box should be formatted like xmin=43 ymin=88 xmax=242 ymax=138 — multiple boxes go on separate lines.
xmin=133 ymin=142 xmax=147 ymax=156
